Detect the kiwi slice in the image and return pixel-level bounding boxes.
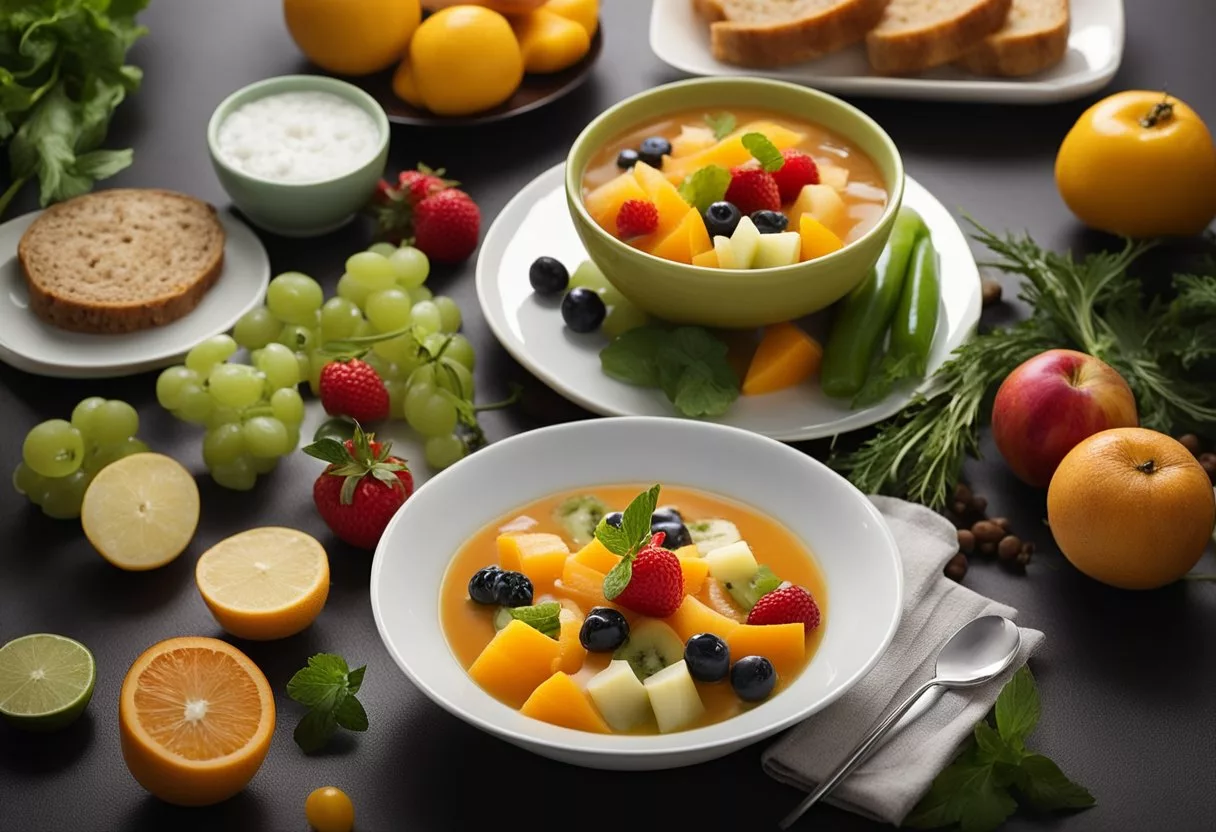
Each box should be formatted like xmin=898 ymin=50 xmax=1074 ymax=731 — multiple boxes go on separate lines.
xmin=687 ymin=518 xmax=742 ymax=555
xmin=553 ymin=494 xmax=608 ymax=546
xmin=613 ymin=619 xmax=684 ymax=681
xmin=492 ymin=607 xmax=513 ymax=631
xmin=725 ymin=565 xmax=782 ymax=612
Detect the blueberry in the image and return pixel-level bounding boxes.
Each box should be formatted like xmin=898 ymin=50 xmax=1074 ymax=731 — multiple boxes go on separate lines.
xmin=468 ymin=565 xmax=502 ymax=605
xmin=529 ymin=256 xmax=569 ymax=296
xmin=616 ymin=148 xmax=640 ymax=169
xmin=561 ymin=287 xmax=606 ymax=333
xmin=651 ymin=507 xmax=682 ymax=525
xmin=731 ymin=656 xmax=777 ymax=702
xmin=493 ymin=571 xmax=534 ymax=607
xmin=579 ymin=607 xmax=630 ymax=651
xmin=703 ymin=201 xmax=742 ymax=238
xmin=750 ymin=210 xmax=789 ymax=234
xmin=651 ymin=520 xmax=692 ymax=550
xmin=638 ymin=137 xmax=673 ymax=168
xmin=684 ymin=633 xmax=731 ymax=682
xmin=604 ymin=511 xmax=623 ymax=528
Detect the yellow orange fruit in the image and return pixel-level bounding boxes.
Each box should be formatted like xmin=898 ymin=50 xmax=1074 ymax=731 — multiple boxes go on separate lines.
xmin=119 ymin=637 xmax=275 ymax=806
xmin=305 ymin=786 xmax=355 ymax=832
xmin=1047 ymin=427 xmax=1216 ymax=589
xmin=407 ymin=7 xmax=523 ymax=116
xmin=284 ymin=0 xmax=421 ymax=76
xmin=512 ymin=8 xmax=590 ymax=74
xmin=195 ymin=527 xmax=330 ymax=641
xmin=544 ymin=0 xmax=599 ymax=38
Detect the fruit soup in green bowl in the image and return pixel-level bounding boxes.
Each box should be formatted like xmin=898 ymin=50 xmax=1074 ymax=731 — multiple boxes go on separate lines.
xmin=565 ymin=77 xmax=904 ymax=329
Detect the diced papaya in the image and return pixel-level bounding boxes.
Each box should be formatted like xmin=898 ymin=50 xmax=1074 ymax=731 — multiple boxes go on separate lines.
xmin=584 ymin=173 xmax=647 ymax=233
xmin=553 ymin=606 xmax=587 ymax=674
xmin=543 ymin=0 xmax=599 ymax=38
xmin=512 ymin=9 xmax=590 ymax=75
xmin=520 ymin=671 xmax=611 ymax=733
xmin=556 ymin=557 xmax=609 ymax=610
xmin=674 ymin=544 xmax=701 ymax=559
xmin=469 ymin=619 xmax=563 ymax=709
xmin=667 ymin=595 xmax=740 ymax=642
xmin=679 ymin=556 xmax=710 ymax=595
xmin=632 ymin=162 xmax=689 ymax=238
xmin=742 ymin=322 xmax=824 ymax=396
xmin=662 ymin=121 xmax=805 ymax=183
xmin=790 ymin=184 xmax=847 ymax=238
xmin=670 ymin=124 xmax=716 ymax=158
xmin=705 ymin=578 xmax=747 ymax=621
xmin=651 ymin=207 xmax=711 ymax=264
xmin=572 ymin=538 xmax=620 ymax=574
xmin=497 ymin=533 xmax=569 ymax=586
xmin=799 ymin=214 xmax=844 ymax=261
xmin=691 ymin=248 xmax=719 ymax=268
xmin=726 ymin=623 xmax=806 ymax=677
xmin=688 ymin=208 xmax=712 ymax=256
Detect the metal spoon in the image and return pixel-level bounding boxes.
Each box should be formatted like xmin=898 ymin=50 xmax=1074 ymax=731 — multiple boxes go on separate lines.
xmin=778 ymin=615 xmax=1022 ymax=829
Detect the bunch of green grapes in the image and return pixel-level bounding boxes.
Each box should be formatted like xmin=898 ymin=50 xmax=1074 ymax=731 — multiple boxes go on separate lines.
xmin=14 ymin=397 xmax=148 ymax=518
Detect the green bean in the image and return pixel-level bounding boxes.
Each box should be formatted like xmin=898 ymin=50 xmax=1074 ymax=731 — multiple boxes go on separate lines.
xmin=888 ymin=233 xmax=940 ymax=377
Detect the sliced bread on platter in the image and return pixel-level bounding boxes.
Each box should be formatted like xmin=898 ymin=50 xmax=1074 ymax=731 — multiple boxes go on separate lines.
xmin=865 ymin=0 xmax=1013 ymax=75
xmin=694 ymin=0 xmax=892 ymax=68
xmin=955 ymin=0 xmax=1070 ymax=76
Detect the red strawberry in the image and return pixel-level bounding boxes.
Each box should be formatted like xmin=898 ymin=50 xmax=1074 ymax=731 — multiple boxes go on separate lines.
xmin=305 ymin=423 xmax=414 ymax=550
xmin=746 ymin=584 xmax=821 ymax=629
xmin=398 ymin=164 xmax=456 ymax=205
xmin=615 ymin=199 xmax=659 ymax=238
xmin=771 ymin=150 xmax=820 ymax=203
xmin=725 ymin=167 xmax=781 ymax=215
xmin=611 ymin=533 xmax=684 ymax=618
xmin=374 ymin=178 xmax=396 ymax=206
xmin=413 ymin=189 xmax=481 ymax=263
xmin=319 ymin=358 xmax=391 ymax=422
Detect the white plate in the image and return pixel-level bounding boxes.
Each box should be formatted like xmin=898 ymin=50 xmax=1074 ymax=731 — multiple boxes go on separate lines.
xmin=649 ymin=0 xmax=1124 ymax=104
xmin=370 ymin=416 xmax=902 ymax=769
xmin=0 ymin=208 xmax=270 ymax=379
xmin=476 ymin=164 xmax=981 ymax=441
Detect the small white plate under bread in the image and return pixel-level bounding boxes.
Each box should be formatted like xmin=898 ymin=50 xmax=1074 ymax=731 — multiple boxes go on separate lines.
xmin=650 ymin=0 xmax=1122 ymax=103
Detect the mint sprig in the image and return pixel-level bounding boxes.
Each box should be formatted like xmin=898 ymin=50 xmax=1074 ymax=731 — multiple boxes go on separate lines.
xmin=704 ymin=112 xmax=736 ymax=140
xmin=741 ymin=132 xmax=785 ymax=172
xmin=678 ymin=164 xmax=731 ymax=214
xmin=286 ymin=653 xmax=369 ymax=753
xmin=905 ymin=668 xmax=1094 ymax=832
xmin=508 ymin=602 xmax=562 ymax=638
xmin=600 ymin=326 xmax=739 ymax=418
xmin=598 ymin=484 xmax=661 ymax=599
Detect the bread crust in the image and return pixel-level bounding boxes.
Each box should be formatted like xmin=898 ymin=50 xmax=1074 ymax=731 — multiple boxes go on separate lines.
xmin=866 ymin=0 xmax=1014 ymax=75
xmin=955 ymin=0 xmax=1069 ymax=76
xmin=701 ymin=0 xmax=892 ymax=68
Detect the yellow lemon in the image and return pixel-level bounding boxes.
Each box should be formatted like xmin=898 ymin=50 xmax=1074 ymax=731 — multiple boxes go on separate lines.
xmin=408 ymin=6 xmax=523 ymax=116
xmin=284 ymin=0 xmax=421 ymax=76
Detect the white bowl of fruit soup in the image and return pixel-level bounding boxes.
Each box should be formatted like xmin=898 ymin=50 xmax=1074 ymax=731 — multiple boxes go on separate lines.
xmin=370 ymin=417 xmax=902 ymax=769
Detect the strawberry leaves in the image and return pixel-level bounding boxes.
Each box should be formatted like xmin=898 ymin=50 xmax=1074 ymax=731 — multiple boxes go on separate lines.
xmin=303 ymin=421 xmax=408 ymax=505
xmin=598 ymin=484 xmax=660 ymax=599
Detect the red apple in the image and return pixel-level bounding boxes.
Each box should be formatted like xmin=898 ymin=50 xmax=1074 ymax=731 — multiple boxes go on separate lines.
xmin=991 ymin=349 xmax=1139 ymax=487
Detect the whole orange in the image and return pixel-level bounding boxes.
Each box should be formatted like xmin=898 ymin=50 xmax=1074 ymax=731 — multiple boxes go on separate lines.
xmin=284 ymin=0 xmax=421 ymax=76
xmin=1047 ymin=427 xmax=1215 ymax=589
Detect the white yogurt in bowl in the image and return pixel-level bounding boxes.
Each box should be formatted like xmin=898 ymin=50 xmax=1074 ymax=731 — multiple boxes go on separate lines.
xmin=215 ymin=90 xmax=382 ymax=184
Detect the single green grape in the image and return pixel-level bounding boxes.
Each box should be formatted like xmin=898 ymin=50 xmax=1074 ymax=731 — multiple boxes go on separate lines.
xmin=602 ymin=301 xmax=650 ymax=338
xmin=366 ymin=288 xmax=414 ymax=332
xmin=177 ymin=384 xmax=215 ymax=424
xmin=336 ymin=271 xmax=371 ymax=309
xmin=411 ymin=285 xmax=433 ymax=302
xmin=319 ymin=297 xmax=364 ymax=343
xmin=206 ymin=407 xmax=241 ymax=429
xmin=403 ymin=382 xmax=434 ymax=422
xmin=266 ymin=272 xmax=325 ymax=325
xmin=296 ymin=351 xmax=313 ymax=382
xmin=252 ymin=342 xmax=301 ymax=390
xmin=40 ymin=470 xmax=92 ymax=520
xmin=233 ymin=306 xmax=281 ymax=349
xmin=69 ymin=397 xmax=107 ymax=440
xmin=346 ymin=251 xmax=396 ymax=291
xmin=409 ymin=358 xmax=473 ymax=400
xmin=410 ymin=391 xmax=458 ymax=437
xmin=352 ymin=318 xmax=373 ymax=338
xmin=23 ymin=420 xmax=85 ymax=478
xmin=425 ymin=434 xmax=467 ymax=470
xmin=285 ymin=423 xmax=301 ymax=453
xmin=367 ymin=242 xmax=398 ymax=258
xmin=210 ymin=456 xmax=257 ymax=491
xmin=389 ymin=245 xmax=430 ymax=289
xmin=13 ymin=462 xmax=46 ymax=497
xmin=372 ymin=333 xmax=418 ymax=366
xmin=432 ymin=296 xmax=462 ymax=332
xmin=185 ymin=334 xmax=238 ymax=374
xmin=83 ymin=438 xmax=149 ymax=474
xmin=87 ymin=400 xmax=139 ymax=446
xmin=277 ymin=324 xmax=317 ymax=353
xmin=243 ymin=416 xmax=289 ymax=458
xmin=209 ymin=364 xmax=266 ymax=409
xmin=203 ymin=423 xmax=246 ymax=467
xmin=252 ymin=455 xmax=279 ymax=475
xmin=385 ymin=380 xmax=406 ymax=419
xmin=410 ymin=300 xmax=442 ymax=335
xmin=156 ymin=366 xmax=201 ymax=411
xmin=570 ymin=260 xmax=610 ymax=293
xmin=270 ymin=387 xmax=305 ymax=426
xmin=442 ymin=333 xmax=476 ymax=370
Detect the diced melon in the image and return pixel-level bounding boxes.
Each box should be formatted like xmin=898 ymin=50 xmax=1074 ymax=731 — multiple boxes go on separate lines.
xmin=498 ymin=533 xmax=569 ymax=587
xmin=743 ymin=322 xmax=824 ymax=396
xmin=585 ymin=173 xmax=648 ymax=235
xmin=728 ymin=215 xmax=761 ymax=269
xmin=752 ymin=231 xmax=802 ymax=269
xmin=553 ymin=606 xmax=588 ymax=674
xmin=632 ymin=161 xmax=688 ymax=237
xmin=663 ymin=121 xmax=805 ymax=183
xmin=819 ymin=163 xmax=849 ymax=191
xmin=703 ymin=540 xmax=759 ymax=585
xmin=520 ymin=671 xmax=611 ymax=733
xmin=586 ymin=660 xmax=652 ymax=732
xmin=687 ymin=208 xmax=712 ymax=257
xmin=556 ymin=557 xmax=609 ymax=610
xmin=713 ymin=236 xmax=737 ymax=269
xmin=667 ymin=594 xmax=741 ymax=642
xmin=643 ymin=660 xmax=705 ymax=733
xmin=691 ymin=248 xmax=719 ymax=268
xmin=572 ymin=538 xmax=620 ymax=574
xmin=727 ymin=623 xmax=806 ymax=677
xmin=674 ymin=544 xmax=701 ymax=559
xmin=705 ymin=578 xmax=747 ymax=621
xmin=678 ymin=556 xmax=710 ymax=595
xmin=670 ymin=125 xmax=717 ymax=158
xmin=651 ymin=207 xmax=708 ymax=264
xmin=469 ymin=619 xmax=563 ymax=708
xmin=789 ymin=184 xmax=847 ymax=237
xmin=799 ymin=213 xmax=844 ymax=261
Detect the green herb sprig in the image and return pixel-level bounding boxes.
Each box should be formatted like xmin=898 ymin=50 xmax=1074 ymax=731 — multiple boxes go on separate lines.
xmin=600 ymin=326 xmax=739 ymax=418
xmin=704 ymin=112 xmax=736 ymax=140
xmin=597 ymin=484 xmax=660 ymax=598
xmin=741 ymin=132 xmax=785 ymax=172
xmin=286 ymin=653 xmax=369 ymax=753
xmin=906 ymin=668 xmax=1094 ymax=832
xmin=506 ymin=602 xmax=562 ymax=637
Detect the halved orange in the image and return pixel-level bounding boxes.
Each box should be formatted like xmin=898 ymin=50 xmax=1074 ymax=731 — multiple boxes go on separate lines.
xmin=119 ymin=636 xmax=275 ymax=806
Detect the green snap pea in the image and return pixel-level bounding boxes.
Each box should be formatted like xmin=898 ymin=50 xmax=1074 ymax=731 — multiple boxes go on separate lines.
xmin=887 ymin=233 xmax=940 ymax=378
xmin=820 ymin=206 xmax=926 ymax=399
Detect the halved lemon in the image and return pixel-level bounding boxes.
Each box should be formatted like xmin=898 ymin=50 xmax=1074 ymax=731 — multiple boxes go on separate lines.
xmin=119 ymin=636 xmax=274 ymax=806
xmin=196 ymin=527 xmax=330 ymax=641
xmin=81 ymin=453 xmax=200 ymax=570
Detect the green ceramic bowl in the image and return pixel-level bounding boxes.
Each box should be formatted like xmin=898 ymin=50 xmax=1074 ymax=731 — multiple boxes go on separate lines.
xmin=207 ymin=75 xmax=390 ymax=237
xmin=565 ymin=77 xmax=904 ymax=328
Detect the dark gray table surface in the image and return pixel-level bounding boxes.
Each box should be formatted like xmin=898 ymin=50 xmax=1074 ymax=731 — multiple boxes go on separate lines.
xmin=2 ymin=1 xmax=1214 ymax=830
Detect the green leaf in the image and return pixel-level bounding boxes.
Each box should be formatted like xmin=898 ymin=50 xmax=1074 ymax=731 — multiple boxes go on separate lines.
xmin=656 ymin=327 xmax=740 ymax=418
xmin=974 ymin=721 xmax=1022 ymax=766
xmin=73 ymin=148 xmax=132 ymax=179
xmin=959 ymin=771 xmax=1018 ymax=832
xmin=621 ymin=484 xmax=660 ymax=554
xmin=346 ymin=665 xmax=366 ymax=695
xmin=671 ymin=362 xmax=739 ymax=418
xmin=741 ymin=132 xmax=785 ymax=172
xmin=334 ymin=694 xmax=369 ymax=732
xmin=286 ymin=654 xmax=349 ymax=707
xmin=905 ymin=752 xmax=988 ymax=829
xmin=600 ymin=325 xmax=669 ymax=387
xmin=594 ymin=515 xmax=631 ymax=556
xmin=704 ymin=112 xmax=736 ymax=140
xmin=293 ymin=707 xmax=338 ymax=754
xmin=600 ymin=484 xmax=660 ymax=599
xmin=508 ymin=602 xmax=562 ymax=638
xmin=603 ymin=558 xmax=633 ymax=601
xmin=677 ymin=164 xmax=731 ymax=214
xmin=1017 ymin=754 xmax=1096 ymax=811
xmin=995 ymin=667 xmax=1040 ymax=745
xmin=303 ymin=437 xmax=352 ymax=466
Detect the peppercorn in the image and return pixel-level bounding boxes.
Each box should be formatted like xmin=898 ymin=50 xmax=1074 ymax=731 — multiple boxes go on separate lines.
xmin=957 ymin=529 xmax=976 ymax=554
xmin=997 ymin=535 xmax=1022 ymax=561
xmin=1178 ymin=434 xmax=1202 ymax=456
xmin=972 ymin=520 xmax=1004 ymax=544
xmin=945 ymin=553 xmax=968 ymax=581
xmin=952 ymin=500 xmax=969 ymax=517
xmin=1198 ymin=452 xmax=1216 ymax=482
xmin=981 ymin=277 xmax=1003 ymax=307
xmin=969 ymin=495 xmax=988 ymax=514
xmin=978 ymin=542 xmax=997 ymax=557
xmin=991 ymin=516 xmax=1011 ymax=531
xmin=954 ymin=483 xmax=973 ymax=504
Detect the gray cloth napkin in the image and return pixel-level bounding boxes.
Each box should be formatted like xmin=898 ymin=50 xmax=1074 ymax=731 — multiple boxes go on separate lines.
xmin=763 ymin=495 xmax=1045 ymax=826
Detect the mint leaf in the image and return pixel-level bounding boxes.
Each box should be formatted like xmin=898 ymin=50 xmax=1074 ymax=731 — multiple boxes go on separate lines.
xmin=293 ymin=708 xmax=338 ymax=754
xmin=286 ymin=653 xmax=369 ymax=753
xmin=656 ymin=327 xmax=740 ymax=418
xmin=905 ymin=752 xmax=990 ymax=829
xmin=995 ymin=667 xmax=1040 ymax=745
xmin=678 ymin=164 xmax=731 ymax=214
xmin=741 ymin=132 xmax=785 ymax=172
xmin=603 ymin=558 xmax=633 ymax=600
xmin=671 ymin=362 xmax=738 ymax=418
xmin=600 ymin=325 xmax=669 ymax=387
xmin=601 ymin=484 xmax=661 ymax=600
xmin=334 ymin=694 xmax=369 ymax=732
xmin=508 ymin=602 xmax=562 ymax=638
xmin=704 ymin=112 xmax=736 ymax=140
xmin=595 ymin=516 xmax=632 ymax=556
xmin=974 ymin=721 xmax=1022 ymax=767
xmin=959 ymin=767 xmax=1018 ymax=832
xmin=1017 ymin=754 xmax=1095 ymax=811
xmin=286 ymin=653 xmax=349 ymax=707
xmin=346 ymin=665 xmax=366 ymax=695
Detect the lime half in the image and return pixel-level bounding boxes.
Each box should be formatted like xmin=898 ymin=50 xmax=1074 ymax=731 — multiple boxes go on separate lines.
xmin=0 ymin=634 xmax=96 ymax=731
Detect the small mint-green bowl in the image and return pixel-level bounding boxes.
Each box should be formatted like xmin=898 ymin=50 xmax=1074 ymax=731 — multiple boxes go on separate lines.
xmin=565 ymin=77 xmax=904 ymax=329
xmin=207 ymin=75 xmax=390 ymax=238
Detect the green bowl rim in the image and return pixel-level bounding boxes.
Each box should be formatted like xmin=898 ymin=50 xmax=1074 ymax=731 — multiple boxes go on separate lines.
xmin=206 ymin=74 xmax=391 ymax=189
xmin=564 ymin=77 xmax=905 ymax=281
